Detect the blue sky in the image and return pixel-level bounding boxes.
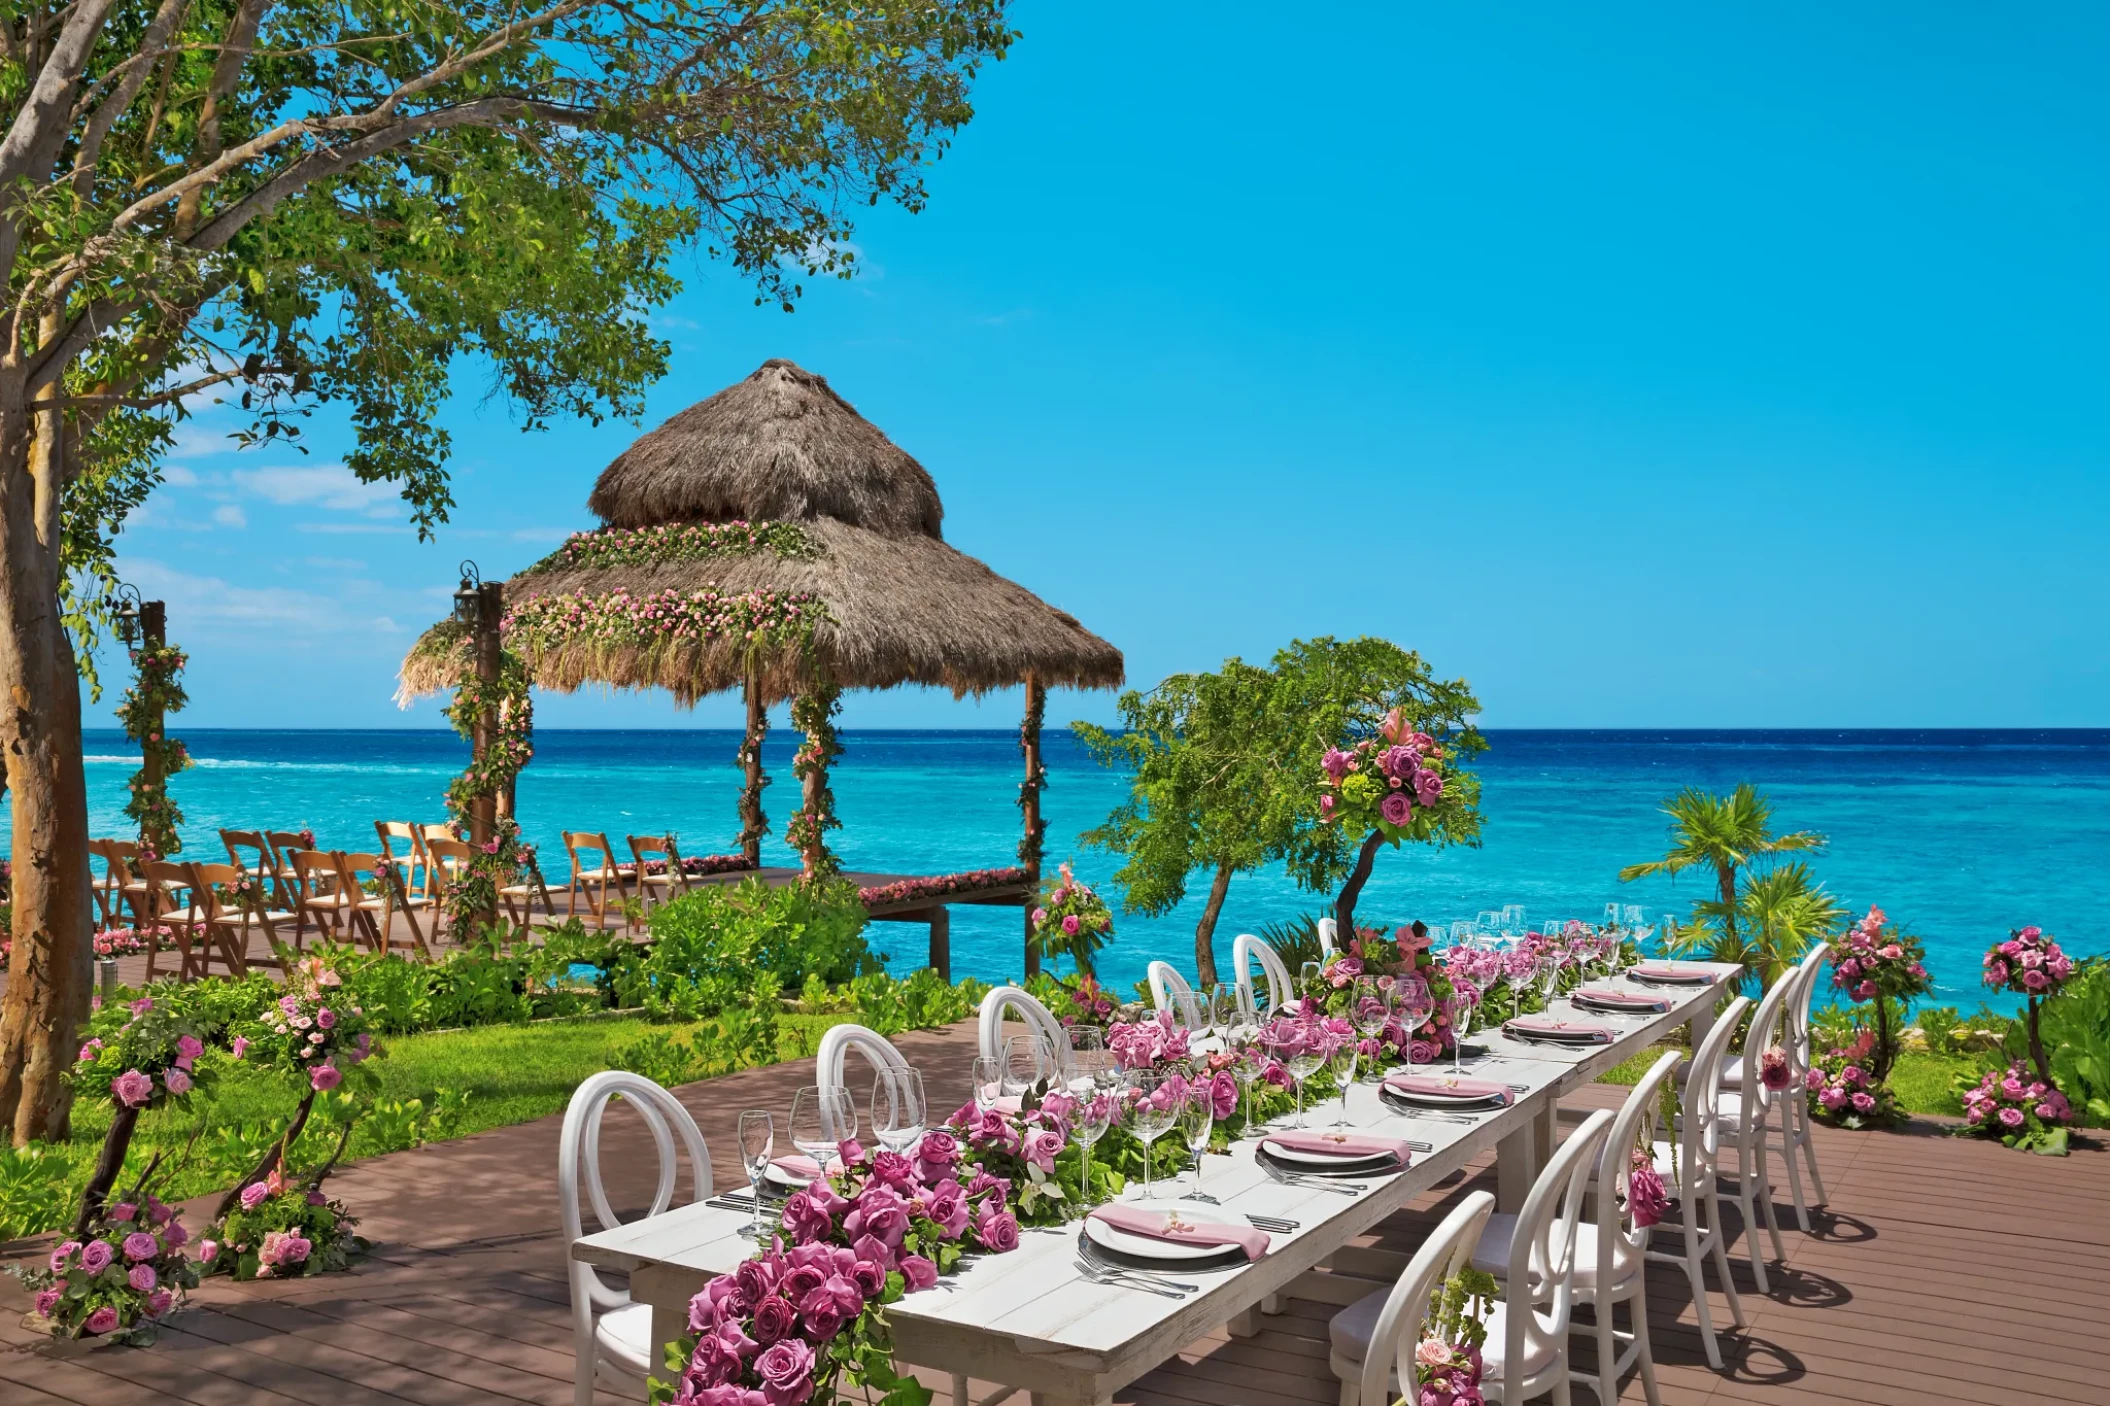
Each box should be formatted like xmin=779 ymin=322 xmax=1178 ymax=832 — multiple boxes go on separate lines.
xmin=94 ymin=3 xmax=2110 ymax=733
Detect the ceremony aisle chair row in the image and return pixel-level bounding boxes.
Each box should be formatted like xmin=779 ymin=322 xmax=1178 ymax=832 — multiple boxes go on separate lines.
xmin=562 ymin=830 xmax=634 ymax=930
xmin=284 ymin=849 xmax=437 ymax=959
xmin=1330 ymin=1109 xmax=1616 ymax=1405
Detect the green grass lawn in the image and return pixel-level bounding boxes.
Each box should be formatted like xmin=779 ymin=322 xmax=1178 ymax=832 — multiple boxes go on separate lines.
xmin=1593 ymin=1041 xmax=1972 ymax=1118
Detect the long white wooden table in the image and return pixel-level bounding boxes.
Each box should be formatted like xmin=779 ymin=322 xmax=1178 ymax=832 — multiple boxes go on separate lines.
xmin=573 ymin=960 xmax=1740 ymax=1406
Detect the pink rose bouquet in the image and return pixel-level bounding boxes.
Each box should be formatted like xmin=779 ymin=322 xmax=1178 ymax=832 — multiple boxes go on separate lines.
xmin=227 ymin=954 xmax=377 ymax=1101
xmin=1982 ymin=924 xmax=2078 ymax=1094
xmin=70 ymin=991 xmax=221 ymax=1226
xmin=1298 ymin=925 xmax=1463 ymax=1062
xmin=1411 ymin=1267 xmax=1501 ymax=1406
xmin=201 ymin=1169 xmax=366 ymax=1281
xmin=11 ymin=1196 xmax=199 ymax=1344
xmin=1314 ymin=707 xmax=1475 ymax=847
xmin=1807 ymin=1028 xmax=1900 ymax=1128
xmin=1028 ymin=861 xmax=1113 ymax=976
xmin=1959 ymin=1059 xmax=2074 ymax=1156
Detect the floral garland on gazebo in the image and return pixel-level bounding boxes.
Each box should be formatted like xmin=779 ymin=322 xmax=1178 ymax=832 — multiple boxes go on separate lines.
xmin=505 ymin=586 xmax=824 ymax=659
xmin=787 ymin=683 xmax=844 ymax=877
xmin=440 ymin=649 xmax=537 ymax=930
xmin=521 ymin=519 xmax=818 ymax=574
xmin=115 ymin=639 xmax=191 ymax=858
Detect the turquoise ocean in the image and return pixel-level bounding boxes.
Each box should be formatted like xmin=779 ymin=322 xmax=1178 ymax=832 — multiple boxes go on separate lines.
xmin=53 ymin=728 xmax=2110 ymax=1007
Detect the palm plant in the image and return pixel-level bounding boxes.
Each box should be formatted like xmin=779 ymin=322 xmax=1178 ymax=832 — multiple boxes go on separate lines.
xmin=1618 ymin=784 xmax=1825 ymax=951
xmin=1671 ymin=862 xmax=1846 ymax=993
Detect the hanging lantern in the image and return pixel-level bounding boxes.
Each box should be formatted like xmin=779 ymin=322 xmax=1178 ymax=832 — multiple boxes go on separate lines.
xmin=453 ymin=560 xmax=483 ymax=628
xmin=109 ymin=583 xmax=142 ymax=647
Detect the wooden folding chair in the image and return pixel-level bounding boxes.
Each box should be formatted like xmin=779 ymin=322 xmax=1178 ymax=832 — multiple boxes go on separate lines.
xmin=337 ymin=851 xmax=434 ymax=959
xmin=375 ymin=821 xmax=434 ymax=901
xmin=220 ymin=829 xmax=291 ymax=908
xmin=267 ymin=832 xmax=316 ymax=900
xmin=423 ymin=836 xmax=477 ymax=944
xmin=500 ymin=846 xmax=559 ymax=934
xmin=136 ymin=859 xmax=217 ymax=981
xmin=627 ymin=834 xmax=691 ymax=920
xmin=88 ymin=838 xmax=129 ymax=932
xmin=184 ymin=862 xmax=295 ymax=977
xmin=562 ymin=831 xmax=633 ymax=930
xmin=287 ymin=848 xmax=354 ymax=944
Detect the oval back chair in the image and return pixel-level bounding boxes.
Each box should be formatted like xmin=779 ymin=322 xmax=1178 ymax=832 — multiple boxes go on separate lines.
xmin=815 ymin=1022 xmax=910 ymax=1140
xmin=1330 ymin=1190 xmax=1498 ymax=1406
xmin=1231 ymin=932 xmax=1295 ymax=1018
xmin=976 ymin=985 xmax=1066 ymax=1069
xmin=1146 ymin=960 xmax=1202 ymax=1027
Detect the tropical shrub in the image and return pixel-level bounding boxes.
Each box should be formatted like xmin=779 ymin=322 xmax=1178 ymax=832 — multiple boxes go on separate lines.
xmin=623 ymin=876 xmax=872 ymax=1019
xmin=0 ymin=1142 xmax=79 ymax=1241
xmin=2021 ymin=958 xmax=2110 ymax=1128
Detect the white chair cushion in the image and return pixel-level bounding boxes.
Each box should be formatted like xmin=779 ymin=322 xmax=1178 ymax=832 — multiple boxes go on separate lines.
xmin=1467 ymin=1213 xmax=1636 ymax=1293
xmin=594 ymin=1301 xmax=654 ymax=1376
xmin=1331 ymin=1289 xmax=1553 ymax=1382
xmin=1715 ymin=1091 xmax=1754 ymax=1130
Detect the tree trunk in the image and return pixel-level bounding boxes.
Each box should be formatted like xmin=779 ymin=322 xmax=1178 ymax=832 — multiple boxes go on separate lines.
xmin=72 ymin=1102 xmax=139 ymax=1233
xmin=1333 ymin=831 xmax=1387 ymax=937
xmin=1716 ymin=861 xmax=1738 ymax=951
xmin=1193 ymin=863 xmax=1232 ymax=988
xmin=0 ymin=398 xmax=95 ymax=1146
xmin=2025 ymin=995 xmax=2053 ymax=1089
xmin=214 ymin=1085 xmax=318 ymax=1220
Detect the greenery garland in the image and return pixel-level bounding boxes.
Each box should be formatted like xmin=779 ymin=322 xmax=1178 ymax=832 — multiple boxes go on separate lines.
xmin=786 ymin=682 xmax=843 ymax=877
xmin=503 ymin=586 xmax=823 ymax=664
xmin=116 ymin=641 xmax=191 ymax=858
xmin=440 ymin=651 xmax=536 ymax=930
xmin=736 ymin=695 xmax=770 ymax=861
xmin=520 ymin=520 xmax=818 ymax=575
xmin=1016 ymin=679 xmax=1047 ymax=869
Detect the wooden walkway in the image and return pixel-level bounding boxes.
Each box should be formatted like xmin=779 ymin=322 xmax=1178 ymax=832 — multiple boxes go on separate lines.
xmin=3 ymin=1021 xmax=2103 ymax=1406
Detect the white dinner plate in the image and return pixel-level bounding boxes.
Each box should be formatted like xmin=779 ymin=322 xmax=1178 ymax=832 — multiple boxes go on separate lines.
xmin=1382 ymin=1086 xmax=1507 ymax=1110
xmin=1084 ymin=1206 xmax=1252 ymax=1262
xmin=765 ymin=1162 xmax=815 ymax=1190
xmin=1259 ymin=1136 xmax=1399 ymax=1169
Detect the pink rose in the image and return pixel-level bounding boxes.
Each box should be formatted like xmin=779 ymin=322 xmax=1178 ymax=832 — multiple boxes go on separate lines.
xmin=110 ymin=1201 xmax=137 ymax=1223
xmin=240 ymin=1181 xmax=273 ymax=1211
xmin=164 ymin=1066 xmax=192 ymax=1095
xmin=145 ymin=1289 xmax=173 ymax=1318
xmin=176 ymin=1035 xmax=204 ymax=1062
xmin=122 ymin=1231 xmax=158 ymax=1262
xmin=199 ymin=1239 xmax=218 ymax=1263
xmin=129 ymin=1263 xmax=158 ymax=1292
xmin=1023 ymin=1128 xmax=1065 ymax=1173
xmin=1061 ymin=914 xmax=1081 ymax=937
xmin=35 ymin=1287 xmax=61 ymax=1317
xmin=231 ymin=1035 xmax=250 ymax=1059
xmin=162 ymin=1218 xmax=188 ymax=1248
xmin=112 ymin=1068 xmax=154 ymax=1107
xmin=1998 ymin=1106 xmax=2025 ymax=1128
xmin=83 ymin=1306 xmax=120 ymax=1335
xmin=310 ymin=1062 xmax=343 ymax=1091
xmin=1849 ymin=1092 xmax=1876 ymax=1114
xmin=899 ymin=1254 xmax=939 ymax=1291
xmin=756 ymin=1337 xmax=816 ymax=1406
xmin=1379 ymin=792 xmax=1414 ymax=827
xmin=976 ymin=1205 xmax=1022 ymax=1253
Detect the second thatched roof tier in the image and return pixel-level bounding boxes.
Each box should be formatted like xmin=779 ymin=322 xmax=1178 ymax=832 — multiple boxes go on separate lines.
xmin=397 ymin=516 xmax=1124 ymax=705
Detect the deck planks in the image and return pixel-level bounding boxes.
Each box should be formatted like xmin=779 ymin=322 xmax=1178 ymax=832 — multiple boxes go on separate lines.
xmin=6 ymin=1021 xmax=2106 ymax=1406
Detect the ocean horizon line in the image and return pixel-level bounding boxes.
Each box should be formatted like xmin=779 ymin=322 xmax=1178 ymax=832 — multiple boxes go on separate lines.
xmin=80 ymin=724 xmax=2110 ymax=738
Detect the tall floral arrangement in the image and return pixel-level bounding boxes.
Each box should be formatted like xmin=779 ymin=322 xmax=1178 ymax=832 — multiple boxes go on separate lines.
xmin=1298 ymin=924 xmax=1462 ymax=1062
xmin=441 ymin=649 xmax=536 ymax=931
xmin=787 ymin=683 xmax=844 ymax=878
xmin=115 ymin=639 xmax=191 ymax=858
xmin=70 ymin=994 xmax=219 ymax=1231
xmin=1822 ymin=905 xmax=1929 ymax=1091
xmin=655 ymin=1133 xmax=1020 ymax=1406
xmin=10 ymin=1193 xmax=199 ymax=1343
xmin=1411 ymin=1267 xmax=1501 ymax=1406
xmin=1028 ymin=861 xmax=1113 ymax=976
xmin=1982 ymin=925 xmax=2075 ymax=1088
xmin=1315 ymin=709 xmax=1461 ymax=843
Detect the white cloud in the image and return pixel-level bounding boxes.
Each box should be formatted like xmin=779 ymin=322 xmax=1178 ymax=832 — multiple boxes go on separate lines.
xmin=232 ymin=464 xmax=399 ymax=514
xmin=117 ymin=559 xmax=338 ymax=629
xmin=163 ymin=464 xmax=199 ymax=487
xmin=212 ymin=504 xmax=247 ymax=528
xmin=294 ymin=522 xmax=410 ymax=536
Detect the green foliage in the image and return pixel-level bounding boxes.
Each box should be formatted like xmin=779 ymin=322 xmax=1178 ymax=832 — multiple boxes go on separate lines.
xmin=1668 ymin=861 xmax=1844 ymax=995
xmin=2032 ymin=959 xmax=2110 ymax=1126
xmin=846 ymin=969 xmax=992 ymax=1037
xmin=1620 ymin=784 xmax=1825 ymax=953
xmin=0 ymin=1142 xmax=82 ymax=1240
xmin=625 ymin=877 xmax=871 ymax=1020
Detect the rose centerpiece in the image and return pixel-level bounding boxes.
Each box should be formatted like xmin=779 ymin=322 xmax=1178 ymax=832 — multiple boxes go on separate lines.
xmin=1028 ymin=861 xmax=1113 ymax=977
xmin=9 ymin=1193 xmax=199 ymax=1344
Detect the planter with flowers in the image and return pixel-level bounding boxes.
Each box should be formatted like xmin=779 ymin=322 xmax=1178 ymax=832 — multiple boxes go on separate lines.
xmin=10 ymin=1193 xmax=199 ymax=1346
xmin=1028 ymin=860 xmax=1113 ymax=977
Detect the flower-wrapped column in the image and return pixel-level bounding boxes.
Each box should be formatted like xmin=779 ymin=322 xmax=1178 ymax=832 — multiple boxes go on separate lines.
xmin=787 ymin=682 xmax=842 ymax=878
xmin=737 ymin=670 xmax=770 ymax=867
xmin=1017 ymin=672 xmax=1047 ymax=977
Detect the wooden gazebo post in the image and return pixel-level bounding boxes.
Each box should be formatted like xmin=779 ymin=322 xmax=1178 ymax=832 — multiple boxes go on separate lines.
xmin=1018 ymin=672 xmax=1047 ymax=979
xmin=134 ymin=600 xmax=168 ymax=853
xmin=738 ymin=667 xmax=769 ymax=867
xmin=467 ymin=579 xmax=505 ymax=846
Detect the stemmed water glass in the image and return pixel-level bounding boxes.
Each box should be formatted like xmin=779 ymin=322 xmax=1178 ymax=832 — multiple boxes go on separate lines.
xmin=1126 ymin=1070 xmax=1177 ymax=1199
xmin=970 ymin=1055 xmax=1003 ymax=1112
xmin=1064 ymin=1026 xmax=1106 ymax=1086
xmin=736 ymin=1110 xmax=773 ymax=1239
xmin=1209 ymin=985 xmax=1238 ymax=1046
xmin=789 ymin=1085 xmax=855 ymax=1181
xmin=1445 ymin=990 xmax=1474 ymax=1073
xmin=1229 ymin=1024 xmax=1269 ymax=1137
xmin=1397 ymin=983 xmax=1434 ymax=1079
xmin=1350 ymin=976 xmax=1391 ymax=1083
xmin=1538 ymin=942 xmax=1568 ymax=1008
xmin=1328 ymin=1030 xmax=1360 ymax=1127
xmin=1178 ymin=1080 xmax=1216 ymax=1202
xmin=1270 ymin=1024 xmax=1326 ymax=1128
xmin=1072 ymin=1086 xmax=1113 ymax=1205
xmin=1001 ymin=1034 xmax=1044 ymax=1099
xmin=870 ymin=1067 xmax=927 ymax=1154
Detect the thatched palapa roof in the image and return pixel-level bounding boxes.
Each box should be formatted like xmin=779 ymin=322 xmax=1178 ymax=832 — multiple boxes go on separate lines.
xmin=398 ymin=359 xmax=1123 ymax=704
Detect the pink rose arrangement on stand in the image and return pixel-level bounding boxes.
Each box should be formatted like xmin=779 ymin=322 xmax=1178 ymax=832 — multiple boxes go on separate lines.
xmin=70 ymin=992 xmax=220 ymax=1227
xmin=8 ymin=1194 xmax=199 ymax=1344
xmin=1981 ymin=924 xmax=2076 ymax=1095
xmin=1299 ymin=925 xmax=1462 ymax=1063
xmin=1807 ymin=1028 xmax=1899 ymax=1128
xmin=655 ymin=1133 xmax=1022 ymax=1406
xmin=1960 ymin=1060 xmax=2074 ymax=1156
xmin=1027 ymin=860 xmax=1113 ymax=976
xmin=1819 ymin=905 xmax=1930 ymax=1120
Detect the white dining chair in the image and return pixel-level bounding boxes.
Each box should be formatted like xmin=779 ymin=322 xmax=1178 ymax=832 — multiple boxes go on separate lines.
xmin=816 ymin=1022 xmax=910 ymax=1139
xmin=1716 ymin=974 xmax=1791 ymax=1291
xmin=559 ymin=1071 xmax=712 ymax=1406
xmin=1472 ymin=1053 xmax=1680 ymax=1406
xmin=1317 ymin=916 xmax=1340 ymax=955
xmin=1770 ymin=946 xmax=1831 ymax=1231
xmin=1646 ymin=994 xmax=1750 ymax=1370
xmin=1231 ymin=932 xmax=1295 ymax=1018
xmin=1329 ymin=1190 xmax=1497 ymax=1406
xmin=976 ymin=984 xmax=1066 ymax=1067
xmin=1146 ymin=959 xmax=1203 ymax=1027
xmin=1332 ymin=1110 xmax=1613 ymax=1406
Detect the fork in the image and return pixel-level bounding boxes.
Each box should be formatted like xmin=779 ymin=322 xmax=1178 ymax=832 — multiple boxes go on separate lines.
xmin=1074 ymin=1241 xmax=1202 ymax=1292
xmin=1074 ymin=1258 xmax=1187 ymax=1298
xmin=1259 ymin=1160 xmax=1362 ymax=1195
xmin=1245 ymin=1213 xmax=1299 ymax=1233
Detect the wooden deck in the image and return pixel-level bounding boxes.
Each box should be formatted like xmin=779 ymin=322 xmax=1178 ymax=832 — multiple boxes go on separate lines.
xmin=3 ymin=1020 xmax=2103 ymax=1406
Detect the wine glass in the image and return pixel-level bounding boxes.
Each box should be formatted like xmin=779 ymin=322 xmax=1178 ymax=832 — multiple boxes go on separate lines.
xmin=1230 ymin=1029 xmax=1270 ymax=1137
xmin=1539 ymin=941 xmax=1568 ymax=1006
xmin=1001 ymin=1034 xmax=1044 ymax=1099
xmin=870 ymin=1067 xmax=926 ymax=1154
xmin=1300 ymin=960 xmax=1324 ymax=991
xmin=1350 ymin=976 xmax=1391 ymax=1082
xmin=1445 ymin=990 xmax=1474 ymax=1073
xmin=1064 ymin=1026 xmax=1105 ymax=1086
xmin=789 ymin=1085 xmax=855 ymax=1179
xmin=1397 ymin=983 xmax=1434 ymax=1078
xmin=736 ymin=1110 xmax=773 ymax=1239
xmin=1072 ymin=1088 xmax=1113 ymax=1206
xmin=1178 ymin=1079 xmax=1216 ymax=1202
xmin=1209 ymin=985 xmax=1238 ymax=1045
xmin=970 ymin=1055 xmax=1002 ymax=1112
xmin=1328 ymin=1031 xmax=1359 ymax=1127
xmin=1273 ymin=1024 xmax=1326 ymax=1128
xmin=1126 ymin=1070 xmax=1177 ymax=1199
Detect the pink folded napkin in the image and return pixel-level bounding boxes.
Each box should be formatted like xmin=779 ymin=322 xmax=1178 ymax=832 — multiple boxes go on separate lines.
xmin=1629 ymin=963 xmax=1711 ymax=982
xmin=1572 ymin=987 xmax=1671 ymax=1012
xmin=989 ymin=1095 xmax=1024 ymax=1115
xmin=1384 ymin=1073 xmax=1514 ymax=1104
xmin=1263 ymin=1130 xmax=1416 ymax=1164
xmin=771 ymin=1154 xmax=823 ymax=1180
xmin=1089 ymin=1205 xmax=1270 ymax=1260
xmin=1504 ymin=1016 xmax=1615 ymax=1044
